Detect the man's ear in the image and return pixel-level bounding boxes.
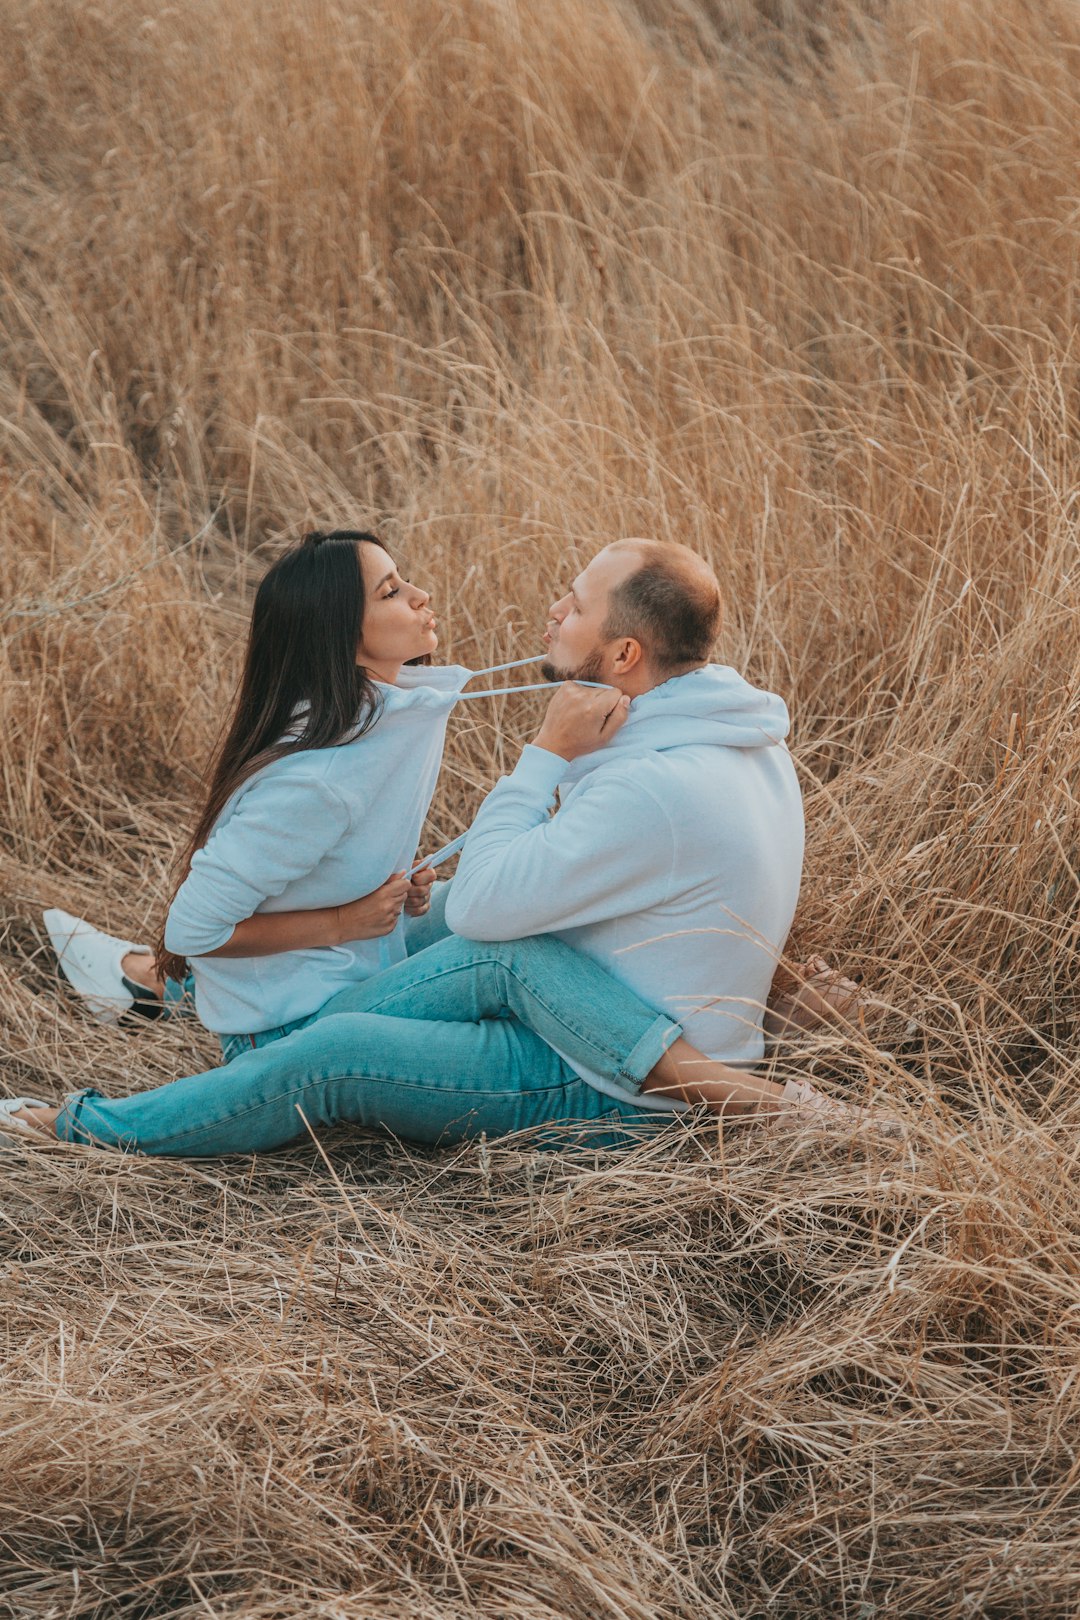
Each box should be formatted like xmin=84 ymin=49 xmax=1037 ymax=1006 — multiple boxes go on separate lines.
xmin=611 ymin=637 xmax=644 ymax=673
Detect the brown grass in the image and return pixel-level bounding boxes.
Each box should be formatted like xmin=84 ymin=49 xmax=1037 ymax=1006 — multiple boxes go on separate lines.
xmin=1 ymin=0 xmax=1079 ymax=1612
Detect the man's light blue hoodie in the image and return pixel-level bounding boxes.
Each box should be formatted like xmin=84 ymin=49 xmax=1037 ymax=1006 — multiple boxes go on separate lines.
xmin=445 ymin=664 xmax=805 ymax=1110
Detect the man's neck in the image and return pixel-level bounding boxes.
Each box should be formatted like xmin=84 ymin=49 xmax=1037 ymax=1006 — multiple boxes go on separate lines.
xmin=617 ymin=659 xmax=706 ymax=700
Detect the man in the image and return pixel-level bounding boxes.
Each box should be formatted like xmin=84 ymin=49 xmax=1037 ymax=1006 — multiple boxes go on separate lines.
xmin=7 ymin=541 xmax=846 ymax=1151
xmin=445 ymin=539 xmax=806 ymax=1108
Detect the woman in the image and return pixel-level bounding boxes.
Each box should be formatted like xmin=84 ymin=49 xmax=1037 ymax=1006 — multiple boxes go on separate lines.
xmin=50 ymin=528 xmax=464 ymax=1046
xmin=8 ymin=530 xmax=859 ymax=1148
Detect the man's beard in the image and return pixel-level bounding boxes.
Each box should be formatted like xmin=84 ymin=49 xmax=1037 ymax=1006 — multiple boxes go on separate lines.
xmin=540 ymin=647 xmax=607 ymax=685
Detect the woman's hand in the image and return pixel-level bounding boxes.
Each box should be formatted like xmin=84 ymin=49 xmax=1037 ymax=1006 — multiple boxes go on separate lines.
xmin=404 ymin=865 xmax=436 ymax=917
xmin=336 ymin=873 xmax=411 ymax=940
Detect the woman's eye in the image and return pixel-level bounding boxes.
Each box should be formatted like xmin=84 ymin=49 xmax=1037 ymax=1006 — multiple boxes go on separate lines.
xmin=385 ymin=586 xmax=400 ymax=598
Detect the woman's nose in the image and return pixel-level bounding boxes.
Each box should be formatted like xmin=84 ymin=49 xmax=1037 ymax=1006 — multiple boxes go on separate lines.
xmin=413 ymin=586 xmax=431 ymax=608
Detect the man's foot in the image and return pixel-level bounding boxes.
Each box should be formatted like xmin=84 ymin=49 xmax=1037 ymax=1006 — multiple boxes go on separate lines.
xmin=43 ymin=908 xmax=164 ymax=1026
xmin=766 ymin=957 xmax=864 ymax=1038
xmin=779 ymin=1076 xmax=902 ymax=1138
xmin=0 ymin=1096 xmax=52 ymax=1142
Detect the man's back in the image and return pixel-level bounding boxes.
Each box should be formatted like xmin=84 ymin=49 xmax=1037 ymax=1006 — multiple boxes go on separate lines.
xmin=553 ymin=738 xmax=803 ymax=1070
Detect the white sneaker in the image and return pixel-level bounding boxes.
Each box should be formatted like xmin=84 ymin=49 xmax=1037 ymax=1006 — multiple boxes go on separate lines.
xmin=779 ymin=1077 xmax=902 ymax=1138
xmin=0 ymin=1096 xmax=50 ymax=1141
xmin=43 ymin=908 xmax=153 ymax=1026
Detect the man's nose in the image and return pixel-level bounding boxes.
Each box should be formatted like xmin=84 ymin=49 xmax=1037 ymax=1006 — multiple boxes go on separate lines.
xmin=549 ymin=594 xmax=568 ymax=621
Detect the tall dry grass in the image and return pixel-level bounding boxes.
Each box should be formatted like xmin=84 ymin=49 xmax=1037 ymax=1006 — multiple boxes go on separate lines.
xmin=1 ymin=0 xmax=1079 ymax=1612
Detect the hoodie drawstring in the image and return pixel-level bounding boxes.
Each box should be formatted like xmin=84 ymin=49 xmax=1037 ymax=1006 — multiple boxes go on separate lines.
xmin=458 ymin=655 xmax=607 ymax=698
xmin=406 ymin=657 xmax=608 ymax=874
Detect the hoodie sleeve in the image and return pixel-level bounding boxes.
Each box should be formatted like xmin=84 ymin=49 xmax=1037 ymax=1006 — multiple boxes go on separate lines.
xmin=444 ymin=745 xmax=676 ymax=942
xmin=164 ymin=774 xmax=353 ymax=957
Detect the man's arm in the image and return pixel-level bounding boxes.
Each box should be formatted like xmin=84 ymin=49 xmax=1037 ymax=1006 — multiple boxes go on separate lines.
xmin=445 ymin=743 xmax=677 ymax=941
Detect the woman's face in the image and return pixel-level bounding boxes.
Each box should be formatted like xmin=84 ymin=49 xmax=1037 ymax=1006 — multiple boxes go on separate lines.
xmin=356 ymin=543 xmax=438 ymax=681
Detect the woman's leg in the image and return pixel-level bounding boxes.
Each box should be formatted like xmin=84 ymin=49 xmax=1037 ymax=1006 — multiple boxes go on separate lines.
xmin=51 ymin=1011 xmax=666 ymax=1155
xmin=161 ymin=972 xmax=196 ymax=1015
xmin=314 ymin=932 xmax=679 ymax=1099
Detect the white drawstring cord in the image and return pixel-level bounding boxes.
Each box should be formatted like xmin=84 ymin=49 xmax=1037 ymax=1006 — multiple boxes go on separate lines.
xmin=408 ymin=832 xmax=469 ymax=878
xmin=407 ymin=657 xmax=611 ymax=872
xmin=467 ymin=655 xmax=545 ymax=676
xmin=459 ymin=654 xmax=607 ymax=696
xmin=460 ymin=681 xmax=608 ymax=696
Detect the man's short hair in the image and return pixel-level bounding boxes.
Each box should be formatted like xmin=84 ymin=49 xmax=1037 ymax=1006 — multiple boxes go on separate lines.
xmin=602 ymin=540 xmax=723 ymax=671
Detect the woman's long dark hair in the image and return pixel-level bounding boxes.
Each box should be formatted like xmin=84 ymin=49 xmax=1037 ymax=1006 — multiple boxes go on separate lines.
xmin=156 ymin=529 xmax=387 ymax=982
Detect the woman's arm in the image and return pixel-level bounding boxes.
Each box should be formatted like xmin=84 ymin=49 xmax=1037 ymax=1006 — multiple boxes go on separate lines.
xmin=200 ymin=871 xmax=428 ymax=958
xmin=204 ymin=876 xmax=406 ymax=958
xmin=165 ymin=776 xmax=354 ymax=959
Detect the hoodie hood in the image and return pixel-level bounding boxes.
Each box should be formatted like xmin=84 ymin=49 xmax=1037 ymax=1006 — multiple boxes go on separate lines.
xmin=559 ymin=664 xmax=790 ymax=788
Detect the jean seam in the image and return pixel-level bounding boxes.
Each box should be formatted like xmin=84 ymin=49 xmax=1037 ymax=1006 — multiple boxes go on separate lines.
xmin=615 ymin=1015 xmax=682 ymax=1094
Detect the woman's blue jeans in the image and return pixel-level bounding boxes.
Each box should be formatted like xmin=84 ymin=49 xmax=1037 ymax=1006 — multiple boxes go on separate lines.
xmin=55 ymin=924 xmax=683 ymax=1156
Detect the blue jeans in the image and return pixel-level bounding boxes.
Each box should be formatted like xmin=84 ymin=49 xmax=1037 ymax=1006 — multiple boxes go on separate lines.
xmin=55 ymin=931 xmax=682 ymax=1155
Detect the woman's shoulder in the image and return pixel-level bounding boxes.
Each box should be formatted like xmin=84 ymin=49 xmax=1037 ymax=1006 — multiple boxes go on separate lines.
xmin=225 ymin=745 xmax=356 ymax=823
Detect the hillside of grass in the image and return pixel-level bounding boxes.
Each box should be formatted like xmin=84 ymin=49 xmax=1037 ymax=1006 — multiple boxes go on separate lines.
xmin=1 ymin=1 xmax=1078 ymax=1613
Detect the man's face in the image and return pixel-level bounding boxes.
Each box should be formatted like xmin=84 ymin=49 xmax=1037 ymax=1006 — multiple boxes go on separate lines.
xmin=540 ymin=545 xmax=640 ymax=684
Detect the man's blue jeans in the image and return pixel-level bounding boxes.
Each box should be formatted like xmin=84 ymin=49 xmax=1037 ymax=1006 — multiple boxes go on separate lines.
xmin=55 ymin=929 xmax=684 ymax=1156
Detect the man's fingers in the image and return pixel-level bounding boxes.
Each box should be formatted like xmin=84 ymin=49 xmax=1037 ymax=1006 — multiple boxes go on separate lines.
xmin=535 ymin=681 xmax=631 ymax=761
xmin=600 ymin=693 xmax=631 ymax=733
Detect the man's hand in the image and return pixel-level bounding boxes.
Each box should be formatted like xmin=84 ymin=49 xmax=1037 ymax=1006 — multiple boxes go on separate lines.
xmin=533 ymin=683 xmax=631 ymax=761
xmin=404 ymin=865 xmax=437 ymax=917
xmin=336 ymin=873 xmax=411 ymax=940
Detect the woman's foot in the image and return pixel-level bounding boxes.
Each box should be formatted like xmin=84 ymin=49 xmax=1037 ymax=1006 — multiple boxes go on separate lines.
xmin=0 ymin=1096 xmax=56 ymax=1141
xmin=43 ymin=909 xmax=165 ymax=1025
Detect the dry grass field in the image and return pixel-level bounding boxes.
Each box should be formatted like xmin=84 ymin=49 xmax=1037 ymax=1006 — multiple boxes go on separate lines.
xmin=1 ymin=0 xmax=1079 ymax=1612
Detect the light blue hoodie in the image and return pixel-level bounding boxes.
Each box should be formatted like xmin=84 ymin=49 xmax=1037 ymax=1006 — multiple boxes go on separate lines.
xmin=445 ymin=665 xmax=805 ymax=1109
xmin=165 ymin=665 xmax=472 ymax=1034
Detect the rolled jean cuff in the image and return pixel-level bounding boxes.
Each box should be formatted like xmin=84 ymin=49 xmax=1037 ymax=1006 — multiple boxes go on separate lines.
xmin=55 ymin=1088 xmax=124 ymax=1149
xmin=614 ymin=1014 xmax=681 ymax=1095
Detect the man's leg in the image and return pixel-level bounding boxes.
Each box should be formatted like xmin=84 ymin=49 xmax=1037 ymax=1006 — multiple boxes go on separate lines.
xmin=309 ymin=931 xmax=796 ymax=1116
xmin=51 ymin=1011 xmax=664 ymax=1156
xmin=403 ymin=880 xmax=453 ymax=955
xmin=314 ymin=932 xmax=679 ymax=1099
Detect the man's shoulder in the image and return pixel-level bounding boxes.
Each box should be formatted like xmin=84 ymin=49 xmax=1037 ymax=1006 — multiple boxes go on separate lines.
xmin=568 ymin=746 xmax=723 ymax=795
xmin=562 ymin=751 xmax=707 ymax=825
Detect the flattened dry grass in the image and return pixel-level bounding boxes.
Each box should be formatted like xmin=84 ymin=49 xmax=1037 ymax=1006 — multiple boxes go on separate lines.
xmin=0 ymin=0 xmax=1079 ymax=1612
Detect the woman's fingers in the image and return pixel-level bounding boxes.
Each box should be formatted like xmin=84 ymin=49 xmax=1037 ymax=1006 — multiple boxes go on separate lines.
xmin=369 ymin=873 xmax=410 ymax=931
xmin=403 ymin=863 xmax=435 ymax=916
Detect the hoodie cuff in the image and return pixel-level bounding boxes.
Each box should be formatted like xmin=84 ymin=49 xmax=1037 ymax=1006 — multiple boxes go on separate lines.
xmin=508 ymin=744 xmax=567 ymax=804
